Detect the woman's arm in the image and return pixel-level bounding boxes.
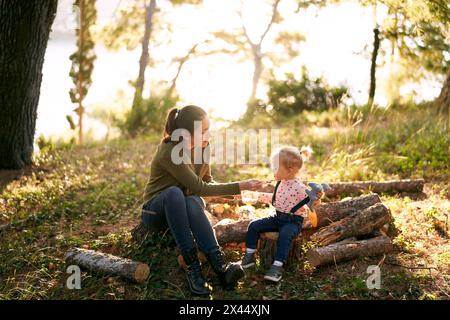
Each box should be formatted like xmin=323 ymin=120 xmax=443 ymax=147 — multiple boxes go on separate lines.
xmin=201 ymin=163 xmax=215 ymax=183
xmin=161 ymin=157 xmax=240 ymax=196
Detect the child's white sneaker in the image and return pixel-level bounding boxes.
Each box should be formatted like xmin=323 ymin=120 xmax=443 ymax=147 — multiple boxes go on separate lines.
xmin=264 ymin=264 xmax=284 ymax=282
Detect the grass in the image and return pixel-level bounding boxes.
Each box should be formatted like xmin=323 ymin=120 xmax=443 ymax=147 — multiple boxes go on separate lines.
xmin=0 ymin=104 xmax=448 ymax=300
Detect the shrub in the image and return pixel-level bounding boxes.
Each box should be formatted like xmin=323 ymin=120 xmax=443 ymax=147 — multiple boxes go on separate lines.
xmin=259 ymin=67 xmax=350 ymax=118
xmin=119 ymin=94 xmax=179 ymax=137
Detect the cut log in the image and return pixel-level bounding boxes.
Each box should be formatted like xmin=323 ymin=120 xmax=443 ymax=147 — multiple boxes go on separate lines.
xmin=307 ymin=235 xmax=393 ymax=267
xmin=205 ymin=196 xmax=243 ymax=206
xmin=326 ymin=179 xmax=425 ymax=197
xmin=260 ymin=179 xmax=424 ymax=198
xmin=65 ymin=248 xmax=150 ymax=283
xmin=311 ymin=203 xmax=392 ymax=246
xmin=310 ymin=194 xmax=381 ymax=229
xmin=213 ymin=218 xmax=252 ymax=244
xmin=258 ymin=229 xmax=320 ymax=268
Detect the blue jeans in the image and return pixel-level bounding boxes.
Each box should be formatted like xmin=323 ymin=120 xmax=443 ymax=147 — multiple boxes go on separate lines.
xmin=141 ymin=186 xmax=219 ymax=254
xmin=246 ymin=214 xmax=304 ymax=264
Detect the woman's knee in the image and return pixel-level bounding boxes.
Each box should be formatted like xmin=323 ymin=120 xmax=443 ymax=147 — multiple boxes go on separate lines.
xmin=163 ymin=186 xmax=185 ymax=200
xmin=185 ymin=197 xmax=207 ymax=220
xmin=185 ymin=196 xmax=205 ymax=210
xmin=161 ymin=186 xmax=187 ymax=218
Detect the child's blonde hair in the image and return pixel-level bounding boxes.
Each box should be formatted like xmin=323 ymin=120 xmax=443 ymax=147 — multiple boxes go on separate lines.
xmin=271 ymin=145 xmax=313 ymax=172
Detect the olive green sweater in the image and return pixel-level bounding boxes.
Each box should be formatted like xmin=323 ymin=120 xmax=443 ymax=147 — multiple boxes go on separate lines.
xmin=143 ymin=141 xmax=241 ymax=203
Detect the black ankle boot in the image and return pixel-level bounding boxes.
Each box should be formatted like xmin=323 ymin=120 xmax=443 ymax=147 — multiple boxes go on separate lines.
xmin=206 ymin=248 xmax=245 ymax=290
xmin=181 ymin=248 xmax=211 ymax=296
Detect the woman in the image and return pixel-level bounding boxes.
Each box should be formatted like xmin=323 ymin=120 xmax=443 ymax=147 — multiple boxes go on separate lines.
xmin=142 ymin=105 xmax=263 ymax=295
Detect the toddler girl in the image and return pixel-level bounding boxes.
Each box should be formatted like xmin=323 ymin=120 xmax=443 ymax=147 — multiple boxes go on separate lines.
xmin=241 ymin=145 xmax=316 ymax=282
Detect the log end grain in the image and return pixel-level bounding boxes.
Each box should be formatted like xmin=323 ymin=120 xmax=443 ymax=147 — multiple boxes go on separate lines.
xmin=134 ymin=263 xmax=150 ymax=283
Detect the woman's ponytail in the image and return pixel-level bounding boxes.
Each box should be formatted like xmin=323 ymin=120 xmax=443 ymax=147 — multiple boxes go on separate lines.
xmin=163 ymin=108 xmax=179 ymax=142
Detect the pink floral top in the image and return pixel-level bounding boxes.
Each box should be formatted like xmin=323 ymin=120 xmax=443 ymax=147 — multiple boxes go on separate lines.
xmin=258 ymin=179 xmax=309 ymax=217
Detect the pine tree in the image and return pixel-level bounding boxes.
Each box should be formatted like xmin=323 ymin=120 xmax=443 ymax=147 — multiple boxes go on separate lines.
xmin=69 ymin=0 xmax=97 ymax=144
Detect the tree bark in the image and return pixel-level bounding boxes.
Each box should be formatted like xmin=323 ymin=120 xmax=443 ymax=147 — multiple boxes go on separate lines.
xmin=245 ymin=52 xmax=263 ymax=117
xmin=310 ymin=203 xmax=392 ymax=246
xmin=258 ymin=230 xmax=317 ymax=268
xmin=0 ymin=0 xmax=58 ymax=169
xmin=325 ymin=179 xmax=425 ymax=198
xmin=368 ymin=27 xmax=380 ymax=106
xmin=311 ymin=194 xmax=381 ymax=228
xmin=436 ymin=66 xmax=449 ymax=114
xmin=213 ymin=218 xmax=252 ymax=244
xmin=307 ymin=236 xmax=393 ymax=267
xmin=65 ymin=248 xmax=150 ymax=283
xmin=131 ymin=0 xmax=156 ymax=110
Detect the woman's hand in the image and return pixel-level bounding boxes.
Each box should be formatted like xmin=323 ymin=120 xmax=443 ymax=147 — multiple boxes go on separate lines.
xmin=239 ymin=179 xmax=264 ymax=191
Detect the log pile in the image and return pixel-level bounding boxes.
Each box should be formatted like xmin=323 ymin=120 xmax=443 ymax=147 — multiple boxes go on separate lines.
xmin=220 ymin=196 xmax=394 ymax=268
xmin=131 ymin=179 xmax=424 ymax=269
xmin=205 ymin=194 xmax=396 ymax=269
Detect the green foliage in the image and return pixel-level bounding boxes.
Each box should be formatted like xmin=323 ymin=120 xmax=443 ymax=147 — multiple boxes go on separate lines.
xmin=365 ymin=105 xmax=449 ymax=176
xmin=96 ymin=1 xmax=147 ymax=51
xmin=98 ymin=0 xmax=202 ymax=51
xmin=118 ymin=93 xmax=179 ymax=137
xmin=260 ymin=67 xmax=349 ymax=117
xmin=381 ymin=8 xmax=449 ymax=80
xmin=358 ymin=0 xmax=449 ymax=103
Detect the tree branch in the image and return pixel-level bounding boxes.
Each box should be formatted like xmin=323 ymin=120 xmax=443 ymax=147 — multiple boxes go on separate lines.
xmin=259 ymin=0 xmax=281 ymax=44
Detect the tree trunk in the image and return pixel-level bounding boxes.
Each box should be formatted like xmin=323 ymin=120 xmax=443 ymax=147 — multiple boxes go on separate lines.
xmin=436 ymin=66 xmax=449 ymax=114
xmin=0 ymin=0 xmax=58 ymax=169
xmin=368 ymin=27 xmax=380 ymax=106
xmin=307 ymin=236 xmax=393 ymax=267
xmin=244 ymin=52 xmax=263 ymax=119
xmin=310 ymin=203 xmax=392 ymax=246
xmin=131 ymin=0 xmax=156 ymax=110
xmin=65 ymin=248 xmax=150 ymax=283
xmin=77 ymin=0 xmax=85 ymax=145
